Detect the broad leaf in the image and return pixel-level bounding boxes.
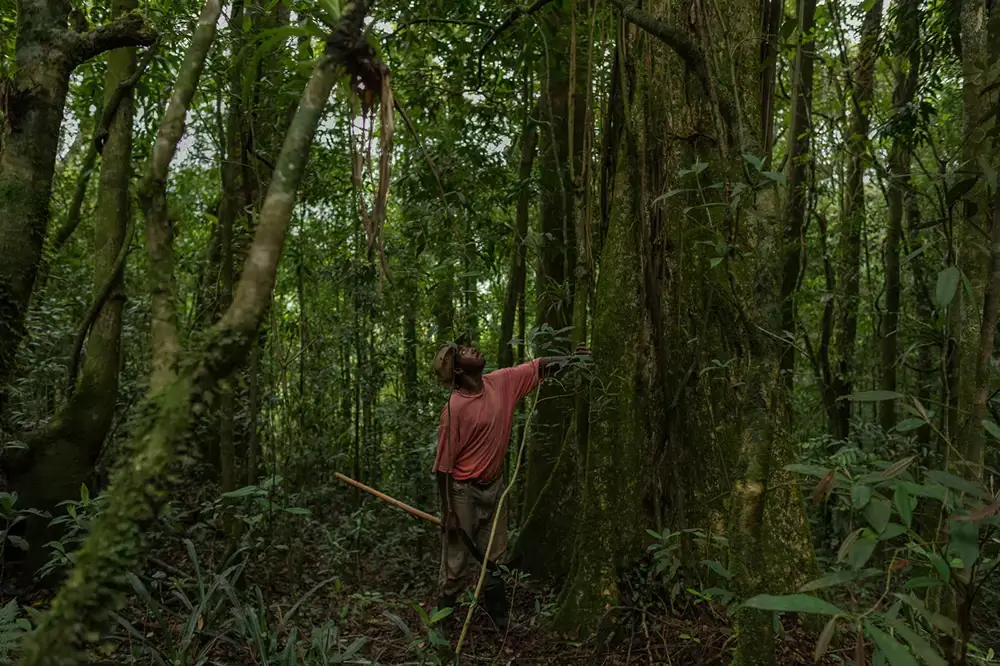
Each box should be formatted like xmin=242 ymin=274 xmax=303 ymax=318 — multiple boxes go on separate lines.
xmin=879 ymin=523 xmax=908 ymax=541
xmin=852 ymin=485 xmax=873 ymax=509
xmin=865 ymin=497 xmax=892 ymax=534
xmin=742 ymin=594 xmax=844 ymax=616
xmin=934 ymin=266 xmax=960 ymax=309
xmin=945 ymin=519 xmax=979 ymax=570
xmin=799 ymin=568 xmax=880 ymax=592
xmin=945 ymin=177 xmax=978 ymax=208
xmin=895 ymin=594 xmax=958 ymax=636
xmin=837 ymin=528 xmax=862 ymax=563
xmin=895 ymin=419 xmax=924 ymax=433
xmin=848 ymin=536 xmax=878 ymax=570
xmin=865 ymin=624 xmax=918 ymax=666
xmin=924 ymin=470 xmax=991 ymax=500
xmin=982 ymin=419 xmax=1000 ymax=441
xmin=888 ymin=619 xmax=947 ymax=666
xmin=893 ymin=485 xmax=916 ymax=529
xmin=815 ymin=616 xmax=839 ymax=662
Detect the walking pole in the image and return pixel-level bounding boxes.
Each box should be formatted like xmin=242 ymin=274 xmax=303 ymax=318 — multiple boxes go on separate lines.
xmin=334 ymin=472 xmax=441 ymax=526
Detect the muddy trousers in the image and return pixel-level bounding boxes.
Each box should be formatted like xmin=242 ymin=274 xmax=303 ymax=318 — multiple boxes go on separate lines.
xmin=439 ymin=476 xmax=508 ymax=622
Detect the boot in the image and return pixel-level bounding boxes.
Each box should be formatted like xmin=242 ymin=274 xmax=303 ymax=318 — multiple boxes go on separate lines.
xmin=482 ymin=575 xmax=509 ymax=631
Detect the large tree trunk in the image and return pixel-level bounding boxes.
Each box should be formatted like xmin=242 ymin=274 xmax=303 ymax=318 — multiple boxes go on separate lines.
xmin=7 ymin=0 xmax=140 ymax=574
xmin=830 ymin=0 xmax=883 ymax=439
xmin=0 ymin=2 xmax=153 ymax=411
xmin=879 ymin=0 xmax=920 ymax=431
xmin=555 ymin=3 xmax=815 ymax=655
xmin=19 ymin=6 xmax=373 ymax=662
xmin=516 ymin=0 xmax=587 ymax=580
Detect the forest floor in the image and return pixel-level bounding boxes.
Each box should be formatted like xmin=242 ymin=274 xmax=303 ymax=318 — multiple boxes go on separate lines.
xmin=7 ymin=477 xmax=975 ymax=665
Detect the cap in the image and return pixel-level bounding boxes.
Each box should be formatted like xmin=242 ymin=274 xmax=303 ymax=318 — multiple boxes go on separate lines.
xmin=433 ymin=343 xmax=457 ymax=387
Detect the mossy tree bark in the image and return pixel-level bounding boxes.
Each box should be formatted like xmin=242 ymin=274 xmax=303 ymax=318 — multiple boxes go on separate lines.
xmin=0 ymin=2 xmax=154 ymax=411
xmin=19 ymin=5 xmax=374 ymax=663
xmin=8 ymin=0 xmax=140 ymax=574
xmin=517 ymin=0 xmax=587 ymax=580
xmin=554 ymin=2 xmax=815 ymax=656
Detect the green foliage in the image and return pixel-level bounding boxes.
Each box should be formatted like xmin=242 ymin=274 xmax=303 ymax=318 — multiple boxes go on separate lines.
xmin=756 ymin=445 xmax=1000 ymax=664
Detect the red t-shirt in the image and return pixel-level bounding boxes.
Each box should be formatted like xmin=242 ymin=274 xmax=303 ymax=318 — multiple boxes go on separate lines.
xmin=433 ymin=360 xmax=541 ymax=482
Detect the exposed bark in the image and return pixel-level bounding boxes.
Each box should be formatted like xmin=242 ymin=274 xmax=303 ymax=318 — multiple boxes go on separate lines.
xmin=499 ymin=110 xmax=538 ymax=368
xmin=759 ymin=0 xmax=784 ymax=163
xmin=19 ymin=6 xmax=373 ymax=662
xmin=830 ymin=0 xmax=883 ymax=439
xmin=879 ymin=0 xmax=920 ymax=431
xmin=0 ymin=1 xmax=154 ymax=408
xmin=779 ymin=0 xmax=817 ymax=386
xmin=516 ymin=0 xmax=587 ymax=580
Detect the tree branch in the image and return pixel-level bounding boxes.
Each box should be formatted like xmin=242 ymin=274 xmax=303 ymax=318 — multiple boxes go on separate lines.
xmin=477 ymin=0 xmax=557 ymax=88
xmin=607 ymin=0 xmax=737 ymax=140
xmin=66 ymin=12 xmax=157 ymax=69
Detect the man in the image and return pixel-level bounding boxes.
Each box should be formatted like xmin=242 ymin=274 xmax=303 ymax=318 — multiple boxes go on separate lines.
xmin=431 ymin=338 xmax=589 ymax=629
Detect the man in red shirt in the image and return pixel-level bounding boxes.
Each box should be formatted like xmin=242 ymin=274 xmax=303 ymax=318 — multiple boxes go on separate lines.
xmin=431 ymin=339 xmax=589 ymax=629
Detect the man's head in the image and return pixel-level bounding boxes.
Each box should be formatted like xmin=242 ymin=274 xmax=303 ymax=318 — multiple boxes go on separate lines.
xmin=433 ymin=341 xmax=486 ymax=387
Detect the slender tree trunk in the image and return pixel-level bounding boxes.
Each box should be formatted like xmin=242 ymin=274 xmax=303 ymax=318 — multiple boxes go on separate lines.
xmin=779 ymin=0 xmax=817 ymax=386
xmin=879 ymin=0 xmax=920 ymax=431
xmin=951 ymin=0 xmax=994 ymax=473
xmin=831 ymin=0 xmax=883 ymax=439
xmin=0 ymin=2 xmax=153 ymax=407
xmin=218 ymin=0 xmax=246 ymax=496
xmin=8 ymin=0 xmax=140 ymax=574
xmin=499 ymin=112 xmax=538 ymax=368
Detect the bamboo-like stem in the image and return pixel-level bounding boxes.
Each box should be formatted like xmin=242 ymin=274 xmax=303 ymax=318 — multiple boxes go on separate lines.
xmin=334 ymin=472 xmax=441 ymax=525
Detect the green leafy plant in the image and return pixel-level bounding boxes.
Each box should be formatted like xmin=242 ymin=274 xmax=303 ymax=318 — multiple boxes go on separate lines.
xmin=383 ymin=604 xmax=453 ymax=665
xmin=746 ymin=436 xmax=1000 ymax=665
xmin=0 ymin=599 xmax=32 ymax=664
xmin=36 ymin=484 xmax=101 ymax=581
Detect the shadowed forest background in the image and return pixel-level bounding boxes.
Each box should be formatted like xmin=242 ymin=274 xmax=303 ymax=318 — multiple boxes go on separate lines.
xmin=0 ymin=0 xmax=999 ymax=663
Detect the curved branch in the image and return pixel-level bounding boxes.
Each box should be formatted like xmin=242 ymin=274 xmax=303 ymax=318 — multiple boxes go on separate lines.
xmin=65 ymin=217 xmax=136 ymax=397
xmin=607 ymin=0 xmax=738 ymax=141
xmin=43 ymin=48 xmax=155 ymax=270
xmin=66 ymin=11 xmax=157 ymax=69
xmin=476 ymin=0 xmax=557 ymax=88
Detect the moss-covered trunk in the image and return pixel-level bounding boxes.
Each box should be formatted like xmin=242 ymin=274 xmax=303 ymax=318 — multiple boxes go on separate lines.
xmin=19 ymin=5 xmax=372 ymax=660
xmin=9 ymin=0 xmax=138 ymax=574
xmin=0 ymin=0 xmax=153 ymax=406
xmin=517 ymin=0 xmax=587 ymax=580
xmin=555 ymin=1 xmax=815 ymax=654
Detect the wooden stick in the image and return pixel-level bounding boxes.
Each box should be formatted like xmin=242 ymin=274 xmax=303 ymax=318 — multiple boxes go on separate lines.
xmin=334 ymin=472 xmax=442 ymax=526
